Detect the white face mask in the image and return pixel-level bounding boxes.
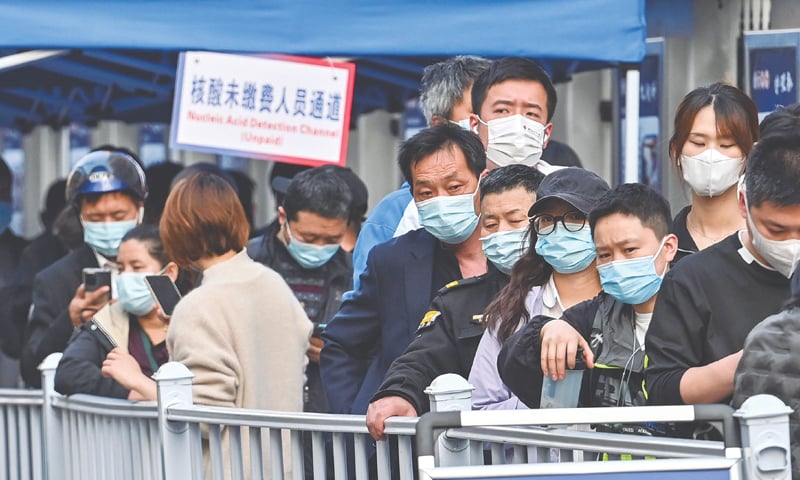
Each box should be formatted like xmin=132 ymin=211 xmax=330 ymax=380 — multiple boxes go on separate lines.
xmin=480 ymin=114 xmax=547 ymax=167
xmin=450 ymin=118 xmax=472 ymax=131
xmin=680 ymin=149 xmax=745 ymax=197
xmin=745 ymin=199 xmax=800 ymax=278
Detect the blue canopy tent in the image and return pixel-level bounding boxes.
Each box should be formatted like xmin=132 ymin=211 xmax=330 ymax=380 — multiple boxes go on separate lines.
xmin=0 ymin=0 xmax=646 ymax=177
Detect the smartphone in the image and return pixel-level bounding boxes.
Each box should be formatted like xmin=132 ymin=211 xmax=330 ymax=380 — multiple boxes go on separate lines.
xmin=312 ymin=323 xmax=327 ymax=338
xmin=82 ymin=268 xmax=112 ymax=298
xmin=144 ymin=275 xmax=182 ymax=317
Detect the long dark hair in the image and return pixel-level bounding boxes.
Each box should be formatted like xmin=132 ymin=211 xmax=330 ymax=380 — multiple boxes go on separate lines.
xmin=483 ymin=225 xmax=552 ymax=342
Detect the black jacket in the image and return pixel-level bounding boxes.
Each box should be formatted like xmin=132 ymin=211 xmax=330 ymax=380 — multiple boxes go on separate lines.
xmin=370 ymin=267 xmax=508 ymax=414
xmin=498 ymin=293 xmax=646 ymax=411
xmin=0 ymin=232 xmax=67 ymax=359
xmin=22 ymin=244 xmax=98 ymax=387
xmin=247 ymin=220 xmax=352 ymax=413
xmin=54 ymin=317 xmax=128 ymax=398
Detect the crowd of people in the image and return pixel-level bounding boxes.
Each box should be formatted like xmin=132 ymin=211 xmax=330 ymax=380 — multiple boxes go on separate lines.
xmin=0 ymin=55 xmax=798 ymax=477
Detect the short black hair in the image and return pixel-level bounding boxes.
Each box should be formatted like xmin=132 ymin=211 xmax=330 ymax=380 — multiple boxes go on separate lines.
xmin=283 ymin=167 xmax=352 ymax=222
xmin=471 ymin=57 xmax=557 ymax=122
xmin=480 ymin=164 xmax=544 ymax=201
xmin=745 ymin=134 xmax=800 ymax=208
xmin=589 ymin=183 xmax=672 ymax=239
xmin=398 ymin=124 xmax=486 ymax=192
xmin=226 ymin=169 xmax=256 ymax=231
xmin=316 ymin=165 xmax=368 ymax=224
xmin=143 ymin=161 xmax=184 ymax=226
xmin=759 ymin=103 xmax=800 ymax=139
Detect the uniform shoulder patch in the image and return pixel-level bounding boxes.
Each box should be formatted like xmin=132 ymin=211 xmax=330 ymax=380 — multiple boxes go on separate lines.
xmin=417 ymin=310 xmax=441 ymax=331
xmin=437 ymin=275 xmax=485 ymax=295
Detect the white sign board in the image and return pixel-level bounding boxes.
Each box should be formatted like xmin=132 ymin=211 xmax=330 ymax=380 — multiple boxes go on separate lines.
xmin=170 ymin=51 xmax=355 ymax=167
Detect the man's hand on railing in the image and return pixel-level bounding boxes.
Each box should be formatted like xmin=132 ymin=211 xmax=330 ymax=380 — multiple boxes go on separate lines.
xmin=366 ymin=396 xmax=417 ymax=441
xmin=101 ymin=347 xmax=157 ymax=401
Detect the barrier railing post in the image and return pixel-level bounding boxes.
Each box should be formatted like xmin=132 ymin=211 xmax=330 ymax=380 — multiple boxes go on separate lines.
xmin=734 ymin=394 xmax=793 ymax=480
xmin=154 ymin=362 xmax=195 ymax=479
xmin=39 ymin=352 xmax=63 ymax=480
xmin=424 ymin=374 xmax=474 ymax=467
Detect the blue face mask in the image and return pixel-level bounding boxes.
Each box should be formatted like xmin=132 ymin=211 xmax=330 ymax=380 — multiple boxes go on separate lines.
xmin=480 ymin=227 xmax=529 ymax=274
xmin=534 ymin=225 xmax=596 ymax=274
xmin=0 ymin=202 xmax=12 ymax=234
xmin=116 ymin=272 xmax=156 ymax=316
xmin=285 ymin=223 xmax=340 ymax=269
xmin=416 ymin=188 xmax=479 ymax=244
xmin=83 ymin=219 xmax=138 ymax=258
xmin=597 ymin=238 xmax=668 ymax=305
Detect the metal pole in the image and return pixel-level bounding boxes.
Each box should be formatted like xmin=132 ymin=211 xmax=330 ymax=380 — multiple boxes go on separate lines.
xmin=39 ymin=353 xmax=63 ymax=480
xmin=624 ymin=68 xmax=640 ymax=184
xmin=154 ymin=362 xmax=195 ymax=479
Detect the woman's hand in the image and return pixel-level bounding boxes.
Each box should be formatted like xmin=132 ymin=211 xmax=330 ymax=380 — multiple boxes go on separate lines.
xmin=102 ymin=348 xmax=157 ymax=400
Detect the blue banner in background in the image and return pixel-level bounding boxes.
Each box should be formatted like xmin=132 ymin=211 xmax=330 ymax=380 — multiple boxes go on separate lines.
xmin=750 ymin=47 xmax=797 ymax=118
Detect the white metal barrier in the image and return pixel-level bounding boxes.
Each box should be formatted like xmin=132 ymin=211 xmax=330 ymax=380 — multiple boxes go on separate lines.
xmin=0 ymin=388 xmax=44 ymax=480
xmin=0 ymin=353 xmax=786 ymax=480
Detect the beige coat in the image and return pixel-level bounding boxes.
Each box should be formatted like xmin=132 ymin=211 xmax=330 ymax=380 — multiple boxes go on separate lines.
xmin=167 ymin=249 xmax=312 ymax=479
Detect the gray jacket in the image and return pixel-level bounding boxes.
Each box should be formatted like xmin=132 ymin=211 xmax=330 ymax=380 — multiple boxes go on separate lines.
xmin=733 ymin=305 xmax=800 ymax=479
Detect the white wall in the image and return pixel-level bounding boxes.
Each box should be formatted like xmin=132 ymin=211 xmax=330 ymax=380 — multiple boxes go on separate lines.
xmin=553 ymin=70 xmax=614 ymax=183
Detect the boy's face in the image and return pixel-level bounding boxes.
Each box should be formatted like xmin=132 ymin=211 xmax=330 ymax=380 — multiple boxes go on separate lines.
xmin=593 ymin=213 xmax=677 ymax=271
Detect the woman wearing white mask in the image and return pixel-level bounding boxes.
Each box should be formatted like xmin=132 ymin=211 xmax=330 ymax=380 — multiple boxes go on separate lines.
xmin=669 ymin=83 xmax=759 ymax=262
xmin=55 ymin=224 xmax=180 ymax=400
xmin=469 ymin=168 xmax=609 ymax=410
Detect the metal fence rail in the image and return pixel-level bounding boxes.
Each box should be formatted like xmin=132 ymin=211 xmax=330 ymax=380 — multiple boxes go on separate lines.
xmin=0 ymin=354 xmax=785 ymax=480
xmin=0 ymin=388 xmax=44 ymax=480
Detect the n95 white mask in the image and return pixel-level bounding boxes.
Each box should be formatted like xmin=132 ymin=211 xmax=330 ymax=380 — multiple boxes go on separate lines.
xmin=481 ymin=114 xmax=547 ymax=167
xmin=680 ymin=149 xmax=744 ymax=197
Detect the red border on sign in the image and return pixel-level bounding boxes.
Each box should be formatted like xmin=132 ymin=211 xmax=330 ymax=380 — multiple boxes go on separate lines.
xmin=171 ymin=52 xmax=356 ymax=168
xmin=257 ymin=53 xmax=356 ymax=168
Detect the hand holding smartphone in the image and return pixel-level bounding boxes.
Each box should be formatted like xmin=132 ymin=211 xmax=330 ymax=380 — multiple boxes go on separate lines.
xmin=144 ymin=275 xmax=182 ymax=318
xmin=72 ymin=268 xmax=113 ymax=326
xmin=83 ymin=267 xmax=112 ymax=293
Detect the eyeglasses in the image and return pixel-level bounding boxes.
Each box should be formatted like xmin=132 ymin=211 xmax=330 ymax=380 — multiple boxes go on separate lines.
xmin=530 ymin=211 xmax=587 ymax=235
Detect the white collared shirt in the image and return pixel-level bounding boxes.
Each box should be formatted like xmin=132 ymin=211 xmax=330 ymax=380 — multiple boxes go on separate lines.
xmin=92 ymin=250 xmax=120 ymax=299
xmin=540 ymin=274 xmax=565 ymax=319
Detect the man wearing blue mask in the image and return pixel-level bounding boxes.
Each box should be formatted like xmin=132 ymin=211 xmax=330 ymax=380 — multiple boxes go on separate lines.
xmin=498 ymin=184 xmax=678 ymax=421
xmin=0 ymin=156 xmax=29 ymax=386
xmin=350 ymin=56 xmax=492 ymax=292
xmin=321 ymin=124 xmax=487 ymax=417
xmin=247 ymin=166 xmax=353 ymax=415
xmin=366 ymin=164 xmax=543 ymax=440
xmin=21 ymin=149 xmax=147 ymax=387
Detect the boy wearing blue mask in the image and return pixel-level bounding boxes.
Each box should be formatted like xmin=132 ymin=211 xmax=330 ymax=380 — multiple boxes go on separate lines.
xmin=21 ymin=149 xmax=146 ymax=387
xmin=497 ymin=183 xmax=677 ymax=419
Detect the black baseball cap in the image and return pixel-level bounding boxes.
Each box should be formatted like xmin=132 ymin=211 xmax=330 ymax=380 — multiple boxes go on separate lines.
xmin=528 ymin=167 xmax=610 ymax=217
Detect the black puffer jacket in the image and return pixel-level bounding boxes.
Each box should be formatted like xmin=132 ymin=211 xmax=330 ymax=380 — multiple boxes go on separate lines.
xmin=733 ymin=304 xmax=800 ymax=480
